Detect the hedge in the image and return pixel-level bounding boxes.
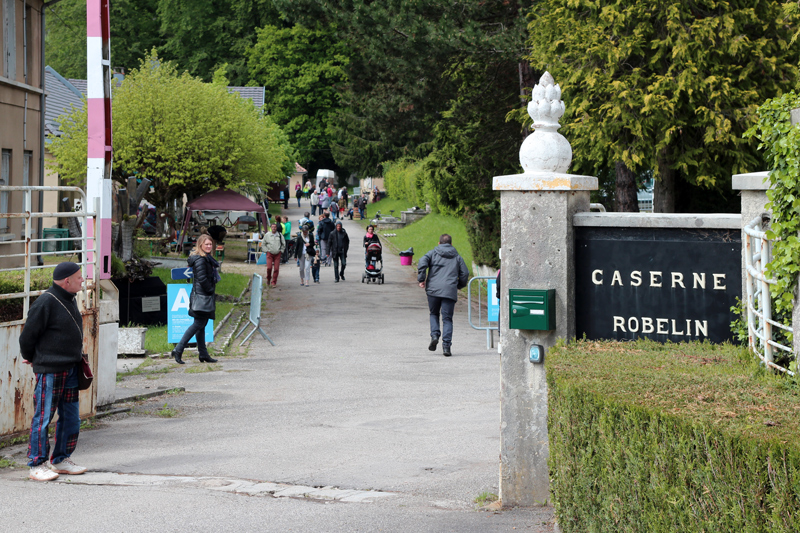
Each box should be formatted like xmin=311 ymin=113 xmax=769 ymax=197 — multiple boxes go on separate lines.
xmin=547 ymin=339 xmax=800 ymax=532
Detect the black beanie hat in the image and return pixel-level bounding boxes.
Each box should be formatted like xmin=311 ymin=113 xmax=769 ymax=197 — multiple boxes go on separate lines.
xmin=53 ymin=262 xmax=80 ymax=281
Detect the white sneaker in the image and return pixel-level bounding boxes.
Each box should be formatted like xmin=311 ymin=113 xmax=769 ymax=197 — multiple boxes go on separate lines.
xmin=29 ymin=464 xmax=59 ymax=481
xmin=49 ymin=458 xmax=87 ymax=475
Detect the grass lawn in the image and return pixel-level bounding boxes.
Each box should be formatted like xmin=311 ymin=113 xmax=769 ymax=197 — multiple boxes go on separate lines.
xmin=356 ymin=197 xmax=474 ymax=276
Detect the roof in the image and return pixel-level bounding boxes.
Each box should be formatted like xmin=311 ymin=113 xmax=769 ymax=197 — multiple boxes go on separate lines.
xmin=187 ymin=188 xmax=266 ymax=213
xmin=295 ymin=163 xmax=307 ymax=173
xmin=68 ymin=78 xmax=87 ymax=94
xmin=228 ymin=86 xmax=265 ymax=108
xmin=44 ymin=67 xmax=85 ymax=137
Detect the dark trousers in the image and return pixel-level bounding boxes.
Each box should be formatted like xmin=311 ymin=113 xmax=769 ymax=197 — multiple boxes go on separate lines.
xmin=311 ymin=204 xmax=318 ymax=215
xmin=333 ymin=255 xmax=346 ymax=280
xmin=427 ymin=295 xmax=456 ymax=347
xmin=176 ymin=317 xmax=210 ymax=358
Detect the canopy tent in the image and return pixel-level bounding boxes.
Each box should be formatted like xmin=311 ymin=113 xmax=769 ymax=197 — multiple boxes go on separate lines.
xmin=177 ymin=189 xmax=269 ymax=251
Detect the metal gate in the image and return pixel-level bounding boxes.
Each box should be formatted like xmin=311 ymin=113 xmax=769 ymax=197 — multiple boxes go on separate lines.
xmin=743 ymin=215 xmax=794 ymax=375
xmin=0 ymin=186 xmax=100 ymax=437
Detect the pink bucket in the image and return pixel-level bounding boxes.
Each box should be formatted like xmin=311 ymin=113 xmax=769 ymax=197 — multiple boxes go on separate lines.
xmin=400 ymin=255 xmax=413 ymax=266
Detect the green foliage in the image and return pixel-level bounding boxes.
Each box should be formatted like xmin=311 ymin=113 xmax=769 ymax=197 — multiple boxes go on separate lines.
xmin=157 ymin=0 xmax=281 ymax=85
xmin=744 ymin=92 xmax=800 ymax=320
xmin=46 ymin=101 xmax=88 ymax=188
xmin=154 ymin=402 xmax=178 ymax=417
xmin=110 ymin=253 xmax=126 ymax=279
xmin=44 ymin=0 xmax=161 ymax=79
xmin=247 ymin=24 xmax=349 ymax=167
xmin=464 ymin=201 xmax=501 ymax=269
xmin=526 ymin=0 xmax=800 ymax=210
xmin=0 ymin=268 xmax=54 ymax=322
xmin=549 ymin=339 xmax=800 ymax=532
xmin=275 ymin=0 xmax=531 ymax=177
xmin=48 ymin=51 xmax=294 ymax=211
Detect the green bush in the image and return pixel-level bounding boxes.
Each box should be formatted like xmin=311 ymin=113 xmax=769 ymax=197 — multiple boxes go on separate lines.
xmin=548 ymin=339 xmax=800 ymax=533
xmin=0 ymin=268 xmax=55 ymax=322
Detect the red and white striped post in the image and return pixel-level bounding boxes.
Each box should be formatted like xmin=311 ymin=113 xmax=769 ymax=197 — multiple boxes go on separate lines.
xmin=86 ymin=0 xmax=112 ymax=279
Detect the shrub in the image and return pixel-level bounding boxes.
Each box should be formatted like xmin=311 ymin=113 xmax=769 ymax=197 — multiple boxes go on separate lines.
xmin=548 ymin=339 xmax=800 ymax=533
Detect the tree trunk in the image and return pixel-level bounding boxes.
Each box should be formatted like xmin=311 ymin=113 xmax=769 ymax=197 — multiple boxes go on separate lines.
xmin=653 ymin=154 xmax=676 ymax=213
xmin=614 ymin=161 xmax=639 ymax=212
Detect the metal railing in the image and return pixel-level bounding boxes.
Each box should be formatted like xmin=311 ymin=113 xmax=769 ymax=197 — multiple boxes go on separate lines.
xmin=467 ymin=276 xmax=499 ymax=349
xmin=0 ymin=186 xmax=97 ymax=319
xmin=743 ymin=215 xmax=793 ymax=375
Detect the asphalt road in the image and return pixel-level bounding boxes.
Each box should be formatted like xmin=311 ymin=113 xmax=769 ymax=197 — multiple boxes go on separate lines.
xmin=0 ymin=204 xmax=555 ymax=532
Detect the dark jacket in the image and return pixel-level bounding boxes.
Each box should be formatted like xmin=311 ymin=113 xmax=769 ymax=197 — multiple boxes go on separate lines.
xmin=188 ymin=253 xmax=219 ymax=320
xmin=364 ymin=233 xmax=380 ymax=248
xmin=329 ymin=227 xmax=350 ymax=258
xmin=19 ymin=283 xmax=83 ymax=374
xmin=294 ymin=232 xmax=316 ymax=257
xmin=317 ymin=217 xmax=335 ymax=242
xmin=417 ymin=243 xmax=469 ymax=301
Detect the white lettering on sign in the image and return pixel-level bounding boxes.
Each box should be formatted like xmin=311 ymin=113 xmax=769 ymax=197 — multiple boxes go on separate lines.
xmin=612 ymin=316 xmax=709 ymax=337
xmin=171 ymin=288 xmax=190 ymax=311
xmin=588 ymin=269 xmax=727 ymax=290
xmin=650 ymin=271 xmax=663 ymax=287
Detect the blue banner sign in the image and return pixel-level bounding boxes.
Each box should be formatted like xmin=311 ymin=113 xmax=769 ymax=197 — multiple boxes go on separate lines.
xmin=171 ymin=267 xmax=193 ymax=280
xmin=167 ymin=284 xmax=214 ymax=343
xmin=487 ymin=279 xmax=499 ymax=322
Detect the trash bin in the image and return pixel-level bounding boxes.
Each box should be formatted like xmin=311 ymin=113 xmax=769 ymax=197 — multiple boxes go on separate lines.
xmin=399 ymin=247 xmax=414 ymax=266
xmin=43 ymin=227 xmax=69 ymax=252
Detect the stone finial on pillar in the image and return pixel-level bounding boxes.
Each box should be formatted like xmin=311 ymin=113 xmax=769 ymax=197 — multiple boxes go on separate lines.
xmin=519 ymin=72 xmax=572 ymax=174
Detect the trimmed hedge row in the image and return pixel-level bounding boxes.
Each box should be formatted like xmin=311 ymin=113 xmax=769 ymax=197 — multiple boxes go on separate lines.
xmin=547 ymin=339 xmax=800 ymax=532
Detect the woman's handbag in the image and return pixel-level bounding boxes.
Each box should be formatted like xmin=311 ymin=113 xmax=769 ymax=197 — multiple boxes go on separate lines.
xmin=190 ymin=291 xmax=216 ymax=314
xmin=78 ymin=355 xmax=93 ymax=391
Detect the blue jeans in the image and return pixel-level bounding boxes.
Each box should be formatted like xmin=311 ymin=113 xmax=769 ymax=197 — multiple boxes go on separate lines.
xmin=427 ymin=295 xmax=456 ymax=347
xmin=311 ymin=204 xmax=318 ymax=216
xmin=28 ymin=366 xmax=80 ymax=466
xmin=359 ymin=207 xmax=365 ymax=219
xmin=175 ymin=317 xmax=210 ymax=358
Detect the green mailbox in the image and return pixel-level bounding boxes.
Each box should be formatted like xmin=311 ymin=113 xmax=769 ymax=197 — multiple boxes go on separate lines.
xmin=508 ymin=289 xmax=555 ymax=330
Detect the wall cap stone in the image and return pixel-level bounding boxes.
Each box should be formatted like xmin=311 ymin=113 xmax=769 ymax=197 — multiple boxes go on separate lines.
xmin=493 ymin=172 xmax=598 ymax=191
xmin=732 ymin=171 xmax=770 ymax=191
xmin=573 ymin=212 xmax=741 ymax=229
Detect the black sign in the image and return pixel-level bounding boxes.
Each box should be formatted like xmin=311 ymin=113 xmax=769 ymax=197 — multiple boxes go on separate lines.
xmin=575 ymin=227 xmax=741 ymax=343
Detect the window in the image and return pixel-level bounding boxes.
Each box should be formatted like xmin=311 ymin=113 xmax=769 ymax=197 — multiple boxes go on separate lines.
xmin=3 ymin=0 xmax=16 ymax=79
xmin=0 ymin=149 xmax=10 ymax=233
xmin=21 ymin=150 xmax=31 ymax=233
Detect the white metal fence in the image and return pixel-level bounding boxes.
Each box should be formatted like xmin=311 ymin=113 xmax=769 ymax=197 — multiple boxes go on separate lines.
xmin=0 ymin=185 xmax=96 ymax=319
xmin=743 ymin=215 xmax=794 ymax=374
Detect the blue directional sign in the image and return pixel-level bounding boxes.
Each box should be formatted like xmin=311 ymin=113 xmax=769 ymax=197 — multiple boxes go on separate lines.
xmin=487 ymin=279 xmax=499 ymax=322
xmin=167 ymin=284 xmax=214 ymax=343
xmin=171 ymin=267 xmax=193 ymax=280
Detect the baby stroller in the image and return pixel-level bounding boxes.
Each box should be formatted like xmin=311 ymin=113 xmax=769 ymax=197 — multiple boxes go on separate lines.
xmin=362 ymin=242 xmax=384 ymax=284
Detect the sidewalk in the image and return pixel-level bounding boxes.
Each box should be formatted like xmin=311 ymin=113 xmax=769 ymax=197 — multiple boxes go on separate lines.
xmin=0 ymin=201 xmax=555 ymax=532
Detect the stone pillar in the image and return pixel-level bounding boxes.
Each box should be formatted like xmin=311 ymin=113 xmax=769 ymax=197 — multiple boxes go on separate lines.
xmin=493 ymin=72 xmax=597 ymax=506
xmin=732 ymin=171 xmax=770 ymax=309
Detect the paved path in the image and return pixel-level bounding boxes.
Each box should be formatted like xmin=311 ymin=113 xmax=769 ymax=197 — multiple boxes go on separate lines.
xmin=0 ymin=203 xmax=555 ymax=532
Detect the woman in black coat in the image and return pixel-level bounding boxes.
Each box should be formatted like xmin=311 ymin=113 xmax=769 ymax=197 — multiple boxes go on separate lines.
xmin=172 ymin=234 xmax=220 ymax=364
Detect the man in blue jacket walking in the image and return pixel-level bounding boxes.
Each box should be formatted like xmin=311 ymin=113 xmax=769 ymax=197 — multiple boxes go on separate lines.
xmin=417 ymin=234 xmax=469 ymax=357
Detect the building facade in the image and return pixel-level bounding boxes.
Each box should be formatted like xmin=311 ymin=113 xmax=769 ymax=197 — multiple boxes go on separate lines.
xmin=0 ymin=0 xmax=44 ymax=267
